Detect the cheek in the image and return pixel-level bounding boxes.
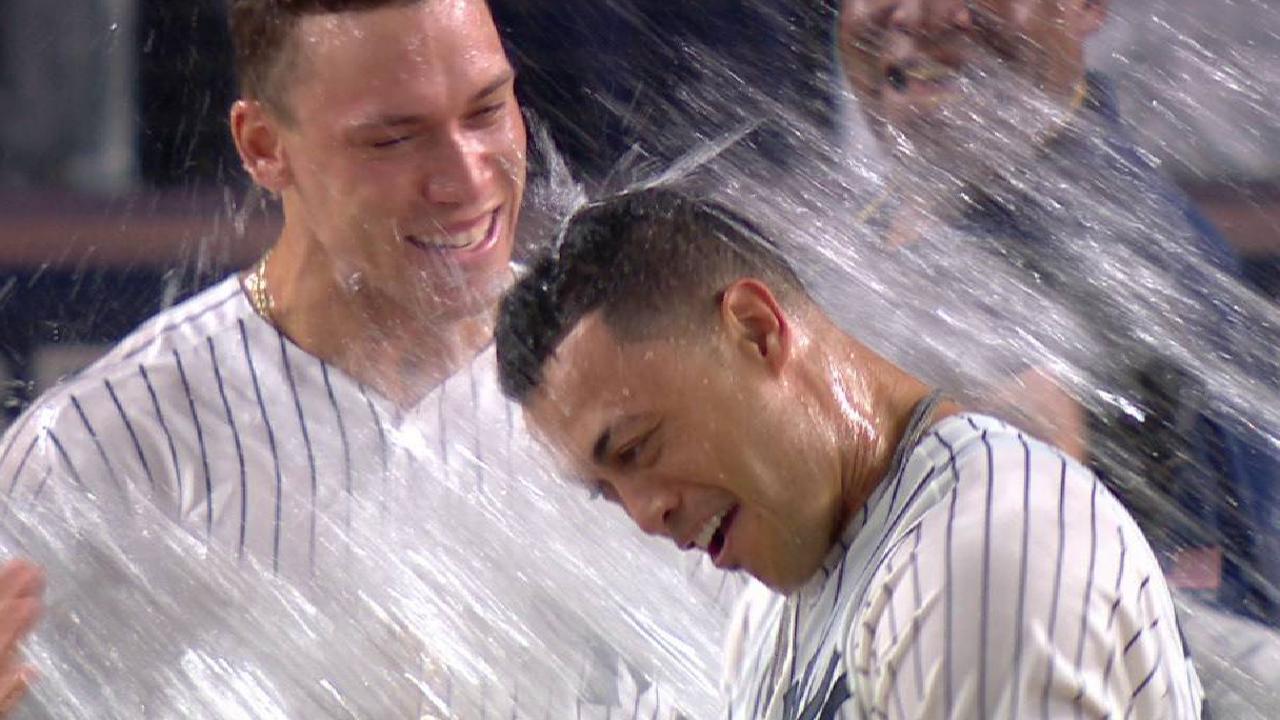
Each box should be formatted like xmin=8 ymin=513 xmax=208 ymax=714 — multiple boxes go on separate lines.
xmin=492 ymin=115 xmax=528 ymax=188
xmin=338 ymin=160 xmax=423 ymax=215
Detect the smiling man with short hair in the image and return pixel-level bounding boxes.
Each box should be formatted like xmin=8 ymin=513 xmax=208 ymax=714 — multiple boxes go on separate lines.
xmin=497 ymin=186 xmax=1205 ymax=718
xmin=0 ymin=2 xmax=678 ymax=715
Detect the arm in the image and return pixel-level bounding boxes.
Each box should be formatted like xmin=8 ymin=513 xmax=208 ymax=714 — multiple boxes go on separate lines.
xmin=0 ymin=560 xmax=43 ymax=717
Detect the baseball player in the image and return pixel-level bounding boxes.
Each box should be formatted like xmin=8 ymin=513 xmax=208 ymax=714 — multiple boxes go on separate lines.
xmin=496 ymin=187 xmax=1205 ymax=718
xmin=0 ymin=1 xmax=695 ymax=715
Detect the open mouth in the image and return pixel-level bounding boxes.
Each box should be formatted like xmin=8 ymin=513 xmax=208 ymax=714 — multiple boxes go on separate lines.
xmin=691 ymin=504 xmax=739 ymax=565
xmin=404 ymin=208 xmax=501 ymax=256
xmin=885 ymin=59 xmax=958 ymax=96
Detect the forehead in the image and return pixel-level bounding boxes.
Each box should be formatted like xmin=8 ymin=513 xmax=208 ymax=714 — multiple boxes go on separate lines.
xmin=285 ymin=0 xmax=509 ymax=118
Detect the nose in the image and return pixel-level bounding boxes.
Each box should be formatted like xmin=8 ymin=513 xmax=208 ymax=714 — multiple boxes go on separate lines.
xmin=888 ymin=0 xmax=972 ymax=36
xmin=888 ymin=0 xmax=924 ymax=33
xmin=615 ymin=479 xmax=680 ymax=539
xmin=423 ymin=130 xmax=493 ymax=207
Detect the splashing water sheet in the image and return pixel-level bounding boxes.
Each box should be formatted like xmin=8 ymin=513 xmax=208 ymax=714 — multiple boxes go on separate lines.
xmin=1 ymin=0 xmax=1279 ymax=718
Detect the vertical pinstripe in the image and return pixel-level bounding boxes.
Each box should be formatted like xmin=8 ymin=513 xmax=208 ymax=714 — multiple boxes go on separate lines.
xmin=1011 ymin=435 xmax=1033 ymax=716
xmin=360 ymin=384 xmax=389 ymax=480
xmin=172 ymin=350 xmax=213 ymax=536
xmin=69 ymin=395 xmax=123 ymax=497
xmin=938 ymin=431 xmax=961 ymax=719
xmin=907 ymin=524 xmax=926 ymax=702
xmin=278 ymin=335 xmax=318 ymax=573
xmin=882 ymin=551 xmax=907 ymax=719
xmin=207 ymin=336 xmax=249 ymax=558
xmin=722 ymin=413 xmax=1202 ymax=719
xmin=139 ymin=364 xmax=183 ymax=508
xmin=28 ymin=467 xmax=52 ymax=504
xmin=1043 ymin=457 xmax=1070 ymax=719
xmin=6 ymin=437 xmax=37 ymax=496
xmin=240 ymin=319 xmax=284 ymax=574
xmin=46 ymin=430 xmax=84 ymax=488
xmin=975 ymin=426 xmax=995 ymax=720
xmin=319 ymin=361 xmax=353 ymax=533
xmin=0 ymin=419 xmax=25 ymax=481
xmin=104 ymin=378 xmax=156 ymax=493
xmin=1073 ymin=475 xmax=1102 ymax=716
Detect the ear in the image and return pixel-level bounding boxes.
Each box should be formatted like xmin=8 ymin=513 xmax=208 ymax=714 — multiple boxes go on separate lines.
xmin=718 ymin=279 xmax=792 ymax=375
xmin=230 ymin=99 xmax=290 ymax=194
xmin=1073 ymin=0 xmax=1109 ymax=37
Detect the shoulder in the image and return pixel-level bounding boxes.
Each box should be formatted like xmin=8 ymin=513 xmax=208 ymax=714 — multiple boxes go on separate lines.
xmin=852 ymin=412 xmax=1144 ymax=660
xmin=850 ymin=414 xmax=1201 ymax=718
xmin=90 ymin=276 xmax=252 ymax=371
xmin=18 ymin=277 xmax=256 ymax=422
xmin=907 ymin=413 xmax=1136 ymax=572
xmin=0 ymin=277 xmax=255 ymax=488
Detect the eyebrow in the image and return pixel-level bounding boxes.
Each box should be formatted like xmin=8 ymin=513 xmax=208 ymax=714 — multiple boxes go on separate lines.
xmin=349 ymin=70 xmax=516 ymax=132
xmin=471 ymin=70 xmax=516 ymax=103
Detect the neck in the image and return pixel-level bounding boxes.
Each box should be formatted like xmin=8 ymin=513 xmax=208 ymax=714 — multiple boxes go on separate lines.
xmin=252 ymin=229 xmax=500 ymax=408
xmin=820 ymin=332 xmax=960 ymax=532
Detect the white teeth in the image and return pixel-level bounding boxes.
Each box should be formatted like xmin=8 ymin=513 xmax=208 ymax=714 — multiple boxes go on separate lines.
xmin=906 ymin=63 xmax=952 ymax=83
xmin=694 ymin=508 xmax=729 ymax=551
xmin=413 ymin=214 xmax=493 ymax=249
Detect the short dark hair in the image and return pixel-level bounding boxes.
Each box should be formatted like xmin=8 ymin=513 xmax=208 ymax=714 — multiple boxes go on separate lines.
xmin=496 ymin=186 xmax=807 ymax=403
xmin=229 ymin=0 xmax=422 ymax=118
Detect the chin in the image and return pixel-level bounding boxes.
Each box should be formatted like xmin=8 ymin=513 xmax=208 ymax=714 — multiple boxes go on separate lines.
xmin=437 ymin=263 xmax=514 ymax=318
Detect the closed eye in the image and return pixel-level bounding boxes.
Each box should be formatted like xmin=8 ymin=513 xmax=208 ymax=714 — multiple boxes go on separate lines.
xmin=465 ymin=102 xmax=507 ymax=129
xmin=616 ymin=438 xmax=645 ymax=466
xmin=370 ymin=135 xmax=412 ymax=149
xmin=615 ymin=424 xmax=661 ymax=468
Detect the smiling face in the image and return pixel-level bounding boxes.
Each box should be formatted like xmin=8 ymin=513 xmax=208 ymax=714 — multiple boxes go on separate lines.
xmin=251 ymin=0 xmax=526 ymax=319
xmin=523 ymin=302 xmax=848 ymax=592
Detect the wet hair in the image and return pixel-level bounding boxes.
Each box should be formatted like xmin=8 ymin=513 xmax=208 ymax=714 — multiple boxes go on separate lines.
xmin=230 ymin=0 xmax=423 ymax=118
xmin=496 ymin=186 xmax=807 ymax=403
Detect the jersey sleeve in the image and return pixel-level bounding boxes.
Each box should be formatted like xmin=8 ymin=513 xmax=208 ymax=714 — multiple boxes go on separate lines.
xmin=1 ymin=403 xmax=89 ymax=504
xmin=0 ymin=392 xmax=143 ymax=518
xmin=849 ymin=429 xmax=1204 ymax=719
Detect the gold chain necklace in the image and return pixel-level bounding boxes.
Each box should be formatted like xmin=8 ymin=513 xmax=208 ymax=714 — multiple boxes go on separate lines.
xmin=244 ymin=248 xmax=276 ymax=324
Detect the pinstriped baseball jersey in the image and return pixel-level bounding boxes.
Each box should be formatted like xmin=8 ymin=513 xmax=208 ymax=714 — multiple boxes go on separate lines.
xmin=0 ymin=275 xmax=679 ymax=718
xmin=0 ymin=277 xmax=515 ymax=577
xmin=722 ymin=413 xmax=1203 ymax=719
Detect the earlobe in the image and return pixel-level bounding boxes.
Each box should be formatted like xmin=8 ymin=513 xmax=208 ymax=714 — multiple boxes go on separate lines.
xmin=720 ymin=279 xmax=791 ymax=374
xmin=230 ymin=100 xmax=289 ymax=193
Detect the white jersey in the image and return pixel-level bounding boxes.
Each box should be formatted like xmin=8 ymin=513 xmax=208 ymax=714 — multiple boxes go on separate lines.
xmin=0 ymin=276 xmax=680 ymax=718
xmin=723 ymin=413 xmax=1203 ymax=719
xmin=0 ymin=276 xmax=516 ymax=577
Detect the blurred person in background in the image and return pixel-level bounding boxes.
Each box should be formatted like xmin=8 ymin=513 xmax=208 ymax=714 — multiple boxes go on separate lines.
xmin=837 ymin=0 xmax=1279 ymax=626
